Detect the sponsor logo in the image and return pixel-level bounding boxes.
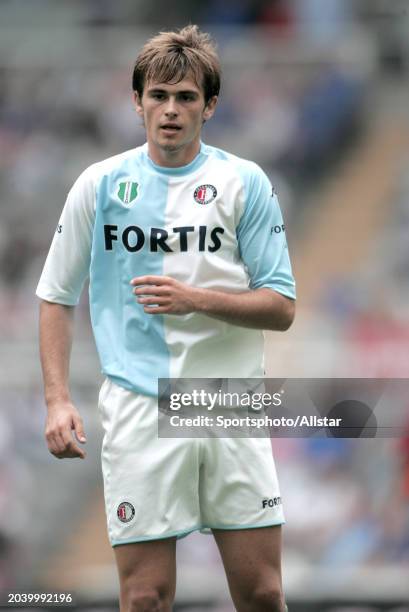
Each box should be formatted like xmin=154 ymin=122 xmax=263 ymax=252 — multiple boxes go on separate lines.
xmin=193 ymin=184 xmax=217 ymax=205
xmin=270 ymin=225 xmax=285 ymax=234
xmin=104 ymin=224 xmax=224 ymax=253
xmin=117 ymin=501 xmax=135 ymax=523
xmin=56 ymin=224 xmax=63 ymax=234
xmin=262 ymin=497 xmax=282 ymax=509
xmin=117 ymin=181 xmax=139 ymax=207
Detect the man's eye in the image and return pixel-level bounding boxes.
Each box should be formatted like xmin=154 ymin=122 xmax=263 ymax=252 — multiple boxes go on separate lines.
xmin=152 ymin=93 xmax=165 ymax=100
xmin=181 ymin=94 xmax=194 ymax=101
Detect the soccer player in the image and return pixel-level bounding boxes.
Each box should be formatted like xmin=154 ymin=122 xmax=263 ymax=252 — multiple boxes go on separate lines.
xmin=37 ymin=25 xmax=295 ymax=612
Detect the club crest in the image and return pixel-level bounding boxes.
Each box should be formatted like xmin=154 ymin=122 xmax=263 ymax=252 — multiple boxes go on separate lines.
xmin=117 ymin=501 xmax=135 ymax=523
xmin=117 ymin=181 xmax=139 ymax=207
xmin=193 ymin=184 xmax=217 ymax=205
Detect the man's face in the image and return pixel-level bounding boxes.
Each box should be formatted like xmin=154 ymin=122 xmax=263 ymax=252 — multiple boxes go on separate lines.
xmin=134 ymin=74 xmax=217 ymax=164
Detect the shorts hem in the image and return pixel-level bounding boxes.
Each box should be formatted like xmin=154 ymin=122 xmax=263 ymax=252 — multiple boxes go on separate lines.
xmin=111 ymin=519 xmax=286 ymax=546
xmin=203 ymin=518 xmax=285 ymax=532
xmin=111 ymin=525 xmax=202 ymax=547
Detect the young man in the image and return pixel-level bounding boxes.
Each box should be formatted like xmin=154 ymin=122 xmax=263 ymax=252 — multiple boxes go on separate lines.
xmin=37 ymin=25 xmax=295 ymax=612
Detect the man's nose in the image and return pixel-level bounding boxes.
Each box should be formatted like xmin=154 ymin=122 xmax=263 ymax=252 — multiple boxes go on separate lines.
xmin=164 ymin=97 xmax=178 ymax=116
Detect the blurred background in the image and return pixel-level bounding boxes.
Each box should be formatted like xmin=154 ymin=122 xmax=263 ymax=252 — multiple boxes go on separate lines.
xmin=1 ymin=0 xmax=409 ymax=610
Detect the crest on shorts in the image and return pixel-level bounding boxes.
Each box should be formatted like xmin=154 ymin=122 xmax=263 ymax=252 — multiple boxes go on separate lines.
xmin=117 ymin=181 xmax=139 ymax=207
xmin=193 ymin=184 xmax=217 ymax=205
xmin=117 ymin=501 xmax=135 ymax=523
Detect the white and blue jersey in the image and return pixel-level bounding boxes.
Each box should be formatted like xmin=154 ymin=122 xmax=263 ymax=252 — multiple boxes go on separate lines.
xmin=36 ymin=142 xmax=296 ymax=396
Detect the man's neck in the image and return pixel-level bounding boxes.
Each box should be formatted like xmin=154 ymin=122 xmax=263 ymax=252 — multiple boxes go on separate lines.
xmin=147 ymin=140 xmax=201 ymax=168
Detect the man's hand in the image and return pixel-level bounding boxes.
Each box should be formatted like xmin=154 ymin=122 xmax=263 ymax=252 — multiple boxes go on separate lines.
xmin=45 ymin=401 xmax=87 ymax=460
xmin=131 ymin=275 xmax=198 ymax=315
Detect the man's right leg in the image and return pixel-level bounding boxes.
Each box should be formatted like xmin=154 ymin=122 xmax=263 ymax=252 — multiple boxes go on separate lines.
xmin=114 ymin=538 xmax=177 ymax=612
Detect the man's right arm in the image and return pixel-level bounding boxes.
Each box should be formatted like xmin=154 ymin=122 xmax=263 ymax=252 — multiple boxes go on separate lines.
xmin=40 ymin=300 xmax=87 ymax=459
xmin=37 ymin=167 xmax=95 ymax=460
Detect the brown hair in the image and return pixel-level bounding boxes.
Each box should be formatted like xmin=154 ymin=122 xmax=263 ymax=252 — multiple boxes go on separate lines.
xmin=132 ymin=25 xmax=221 ymax=104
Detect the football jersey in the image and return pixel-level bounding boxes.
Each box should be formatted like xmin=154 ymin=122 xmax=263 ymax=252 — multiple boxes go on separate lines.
xmin=36 ymin=142 xmax=296 ymax=396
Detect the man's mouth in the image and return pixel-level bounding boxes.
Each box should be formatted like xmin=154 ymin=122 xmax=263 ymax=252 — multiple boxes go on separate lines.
xmin=160 ymin=124 xmax=182 ymax=133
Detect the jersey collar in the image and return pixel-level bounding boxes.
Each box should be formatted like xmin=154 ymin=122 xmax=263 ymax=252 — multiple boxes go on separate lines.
xmin=142 ymin=142 xmax=208 ymax=176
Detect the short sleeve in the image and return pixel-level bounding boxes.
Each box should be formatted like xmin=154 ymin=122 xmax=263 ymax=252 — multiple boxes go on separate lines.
xmin=35 ymin=168 xmax=96 ymax=305
xmin=236 ymin=164 xmax=296 ymax=299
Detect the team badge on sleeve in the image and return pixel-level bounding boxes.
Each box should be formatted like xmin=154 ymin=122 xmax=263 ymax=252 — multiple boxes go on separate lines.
xmin=117 ymin=181 xmax=139 ymax=207
xmin=117 ymin=501 xmax=135 ymax=523
xmin=193 ymin=184 xmax=217 ymax=205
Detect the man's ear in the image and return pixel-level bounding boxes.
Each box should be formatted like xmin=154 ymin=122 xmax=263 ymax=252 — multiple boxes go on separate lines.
xmin=203 ymin=95 xmax=218 ymax=122
xmin=133 ymin=91 xmax=144 ymax=118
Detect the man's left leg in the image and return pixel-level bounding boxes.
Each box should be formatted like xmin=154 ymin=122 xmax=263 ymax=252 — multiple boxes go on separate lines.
xmin=212 ymin=525 xmax=285 ymax=612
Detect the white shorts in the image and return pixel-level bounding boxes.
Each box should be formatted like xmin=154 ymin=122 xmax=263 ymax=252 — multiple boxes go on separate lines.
xmin=98 ymin=378 xmax=285 ymax=547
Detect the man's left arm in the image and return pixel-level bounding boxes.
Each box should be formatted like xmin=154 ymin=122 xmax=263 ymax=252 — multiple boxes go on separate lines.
xmin=131 ymin=166 xmax=296 ymax=331
xmin=131 ymin=275 xmax=294 ymax=331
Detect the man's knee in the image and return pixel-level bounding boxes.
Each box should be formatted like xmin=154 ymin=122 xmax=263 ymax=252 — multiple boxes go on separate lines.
xmin=242 ymin=583 xmax=285 ymax=612
xmin=256 ymin=585 xmax=285 ymax=612
xmin=121 ymin=585 xmax=172 ymax=612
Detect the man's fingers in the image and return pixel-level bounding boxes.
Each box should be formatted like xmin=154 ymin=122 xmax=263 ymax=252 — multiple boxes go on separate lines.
xmin=46 ymin=425 xmax=86 ymax=459
xmin=137 ymin=297 xmax=170 ymax=305
xmin=143 ymin=305 xmax=169 ymax=314
xmin=69 ymin=444 xmax=86 ymax=459
xmin=133 ymin=286 xmax=169 ymax=296
xmin=61 ymin=427 xmax=86 ymax=459
xmin=54 ymin=447 xmax=86 ymax=460
xmin=47 ymin=437 xmax=61 ymax=456
xmin=47 ymin=431 xmax=65 ymax=455
xmin=56 ymin=431 xmax=70 ymax=454
xmin=130 ymin=275 xmax=172 ymax=286
xmin=72 ymin=414 xmax=87 ymax=443
xmin=63 ymin=442 xmax=86 ymax=459
xmin=57 ymin=440 xmax=86 ymax=460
